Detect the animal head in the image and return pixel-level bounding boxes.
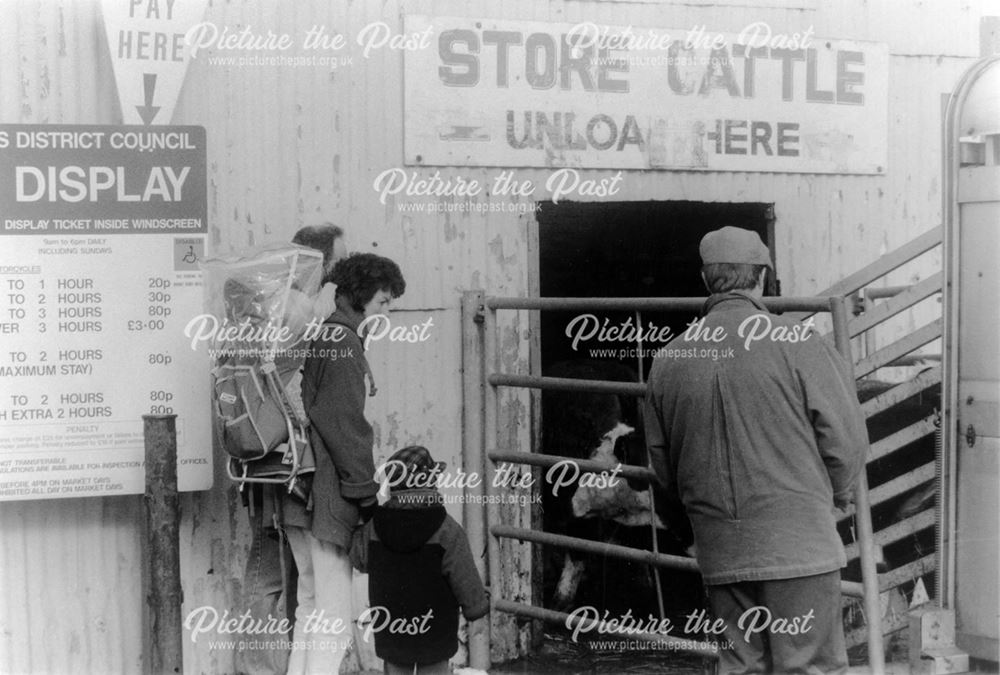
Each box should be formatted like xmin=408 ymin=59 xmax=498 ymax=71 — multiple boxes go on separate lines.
xmin=570 ymin=423 xmax=665 ymax=529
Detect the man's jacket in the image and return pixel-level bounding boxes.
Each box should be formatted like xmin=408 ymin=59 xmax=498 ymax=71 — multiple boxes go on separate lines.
xmin=644 ymin=292 xmax=868 ymax=585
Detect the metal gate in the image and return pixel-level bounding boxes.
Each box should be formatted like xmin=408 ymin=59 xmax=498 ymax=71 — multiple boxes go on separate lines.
xmin=461 ymin=292 xmax=885 ymax=673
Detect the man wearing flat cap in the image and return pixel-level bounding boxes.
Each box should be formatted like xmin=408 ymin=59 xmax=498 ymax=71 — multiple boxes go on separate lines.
xmin=644 ymin=227 xmax=868 ymax=674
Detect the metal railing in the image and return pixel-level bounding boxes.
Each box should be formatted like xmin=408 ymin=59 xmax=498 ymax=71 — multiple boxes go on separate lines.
xmin=463 ymin=292 xmax=885 ymax=673
xmin=825 ymin=228 xmax=943 ymax=650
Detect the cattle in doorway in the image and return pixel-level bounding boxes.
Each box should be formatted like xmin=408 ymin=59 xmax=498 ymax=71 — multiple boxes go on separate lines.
xmin=540 ymin=360 xmax=699 ymax=617
xmin=570 ymin=421 xmax=666 ymax=528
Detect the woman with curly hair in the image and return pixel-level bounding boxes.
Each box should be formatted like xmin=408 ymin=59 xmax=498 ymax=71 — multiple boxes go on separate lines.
xmin=284 ymin=252 xmax=406 ymax=675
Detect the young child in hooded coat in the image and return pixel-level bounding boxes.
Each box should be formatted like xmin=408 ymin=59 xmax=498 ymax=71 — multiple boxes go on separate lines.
xmin=350 ymin=445 xmax=489 ymax=675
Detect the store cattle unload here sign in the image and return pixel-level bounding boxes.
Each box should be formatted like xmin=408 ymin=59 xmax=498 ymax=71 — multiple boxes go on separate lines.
xmin=0 ymin=124 xmax=211 ymax=501
xmin=404 ymin=16 xmax=889 ymax=173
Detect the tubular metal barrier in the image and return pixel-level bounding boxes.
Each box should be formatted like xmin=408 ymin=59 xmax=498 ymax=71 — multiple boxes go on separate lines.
xmin=464 ymin=293 xmax=885 ymax=674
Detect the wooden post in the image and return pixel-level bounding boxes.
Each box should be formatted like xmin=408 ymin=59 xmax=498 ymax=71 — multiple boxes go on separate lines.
xmin=142 ymin=414 xmax=183 ymax=675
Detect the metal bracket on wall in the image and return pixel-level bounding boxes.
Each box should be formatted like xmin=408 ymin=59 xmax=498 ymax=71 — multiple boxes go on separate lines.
xmin=964 ymin=424 xmax=976 ymax=447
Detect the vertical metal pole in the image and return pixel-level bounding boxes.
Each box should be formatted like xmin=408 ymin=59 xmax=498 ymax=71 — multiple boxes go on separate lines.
xmin=862 ymin=289 xmax=875 ymax=360
xmin=635 ymin=309 xmax=667 ymax=622
xmin=461 ymin=291 xmax=490 ymax=670
xmin=526 ymin=228 xmax=546 ymax=651
xmin=482 ymin=301 xmax=504 ymax=660
xmin=829 ymin=298 xmax=885 ymax=675
xmin=142 ymin=414 xmax=183 ymax=675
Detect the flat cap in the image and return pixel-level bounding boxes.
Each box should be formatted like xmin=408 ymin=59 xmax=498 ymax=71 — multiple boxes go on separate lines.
xmin=699 ymin=227 xmax=772 ymax=267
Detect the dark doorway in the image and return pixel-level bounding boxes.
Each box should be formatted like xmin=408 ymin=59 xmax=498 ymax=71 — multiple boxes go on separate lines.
xmin=538 ymin=200 xmax=775 ymax=373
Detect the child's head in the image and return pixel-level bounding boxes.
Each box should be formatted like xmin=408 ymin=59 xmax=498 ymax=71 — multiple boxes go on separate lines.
xmin=383 ymin=445 xmax=446 ymax=492
xmin=223 ymin=277 xmax=267 ymax=323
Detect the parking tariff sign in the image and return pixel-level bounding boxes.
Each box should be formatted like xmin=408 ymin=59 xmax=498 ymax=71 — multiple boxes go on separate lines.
xmin=0 ymin=124 xmax=211 ymax=501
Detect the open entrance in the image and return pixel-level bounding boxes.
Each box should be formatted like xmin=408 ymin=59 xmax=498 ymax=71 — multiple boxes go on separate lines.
xmin=534 ymin=200 xmax=775 ymax=618
xmin=538 ymin=200 xmax=776 ymax=369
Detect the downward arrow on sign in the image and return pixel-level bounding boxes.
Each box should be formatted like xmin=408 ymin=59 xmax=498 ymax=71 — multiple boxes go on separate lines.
xmin=136 ymin=73 xmax=161 ymax=125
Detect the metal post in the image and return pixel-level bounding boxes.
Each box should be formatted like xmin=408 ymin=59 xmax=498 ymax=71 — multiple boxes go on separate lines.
xmin=141 ymin=414 xmax=183 ymax=675
xmin=482 ymin=302 xmax=505 ymax=660
xmin=461 ymin=291 xmax=490 ymax=670
xmin=830 ymin=297 xmax=885 ymax=675
xmin=863 ymin=289 xmax=875 ymax=360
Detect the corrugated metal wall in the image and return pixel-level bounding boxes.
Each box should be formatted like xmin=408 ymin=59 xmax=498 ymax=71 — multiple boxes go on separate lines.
xmin=0 ymin=0 xmax=981 ymax=672
xmin=0 ymin=3 xmax=147 ymax=673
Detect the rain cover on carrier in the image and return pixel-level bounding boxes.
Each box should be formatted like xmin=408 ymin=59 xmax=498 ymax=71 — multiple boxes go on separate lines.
xmin=200 ymin=244 xmax=325 ymax=499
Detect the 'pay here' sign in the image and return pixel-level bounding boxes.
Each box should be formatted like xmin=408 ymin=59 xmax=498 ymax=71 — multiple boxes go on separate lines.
xmin=101 ymin=0 xmax=209 ymax=125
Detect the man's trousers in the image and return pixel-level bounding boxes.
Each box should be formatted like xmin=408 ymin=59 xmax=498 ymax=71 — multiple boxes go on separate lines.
xmin=706 ymin=570 xmax=848 ymax=675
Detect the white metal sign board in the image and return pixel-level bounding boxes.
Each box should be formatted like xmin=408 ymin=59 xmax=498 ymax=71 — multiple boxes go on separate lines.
xmin=101 ymin=0 xmax=208 ymax=125
xmin=404 ymin=16 xmax=889 ymax=174
xmin=0 ymin=124 xmax=211 ymax=501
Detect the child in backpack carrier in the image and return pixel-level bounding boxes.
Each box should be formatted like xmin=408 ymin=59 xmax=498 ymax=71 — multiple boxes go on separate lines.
xmin=215 ymin=251 xmax=335 ymax=497
xmin=350 ymin=446 xmax=489 ymax=675
xmin=222 ymin=258 xmax=336 ymax=422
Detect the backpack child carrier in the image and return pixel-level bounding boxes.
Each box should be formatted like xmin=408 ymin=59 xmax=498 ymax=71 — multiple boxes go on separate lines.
xmin=201 ymin=245 xmax=325 ymax=500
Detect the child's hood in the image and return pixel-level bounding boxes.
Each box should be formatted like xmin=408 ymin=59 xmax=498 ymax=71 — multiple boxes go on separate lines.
xmin=372 ymin=492 xmax=447 ymax=553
